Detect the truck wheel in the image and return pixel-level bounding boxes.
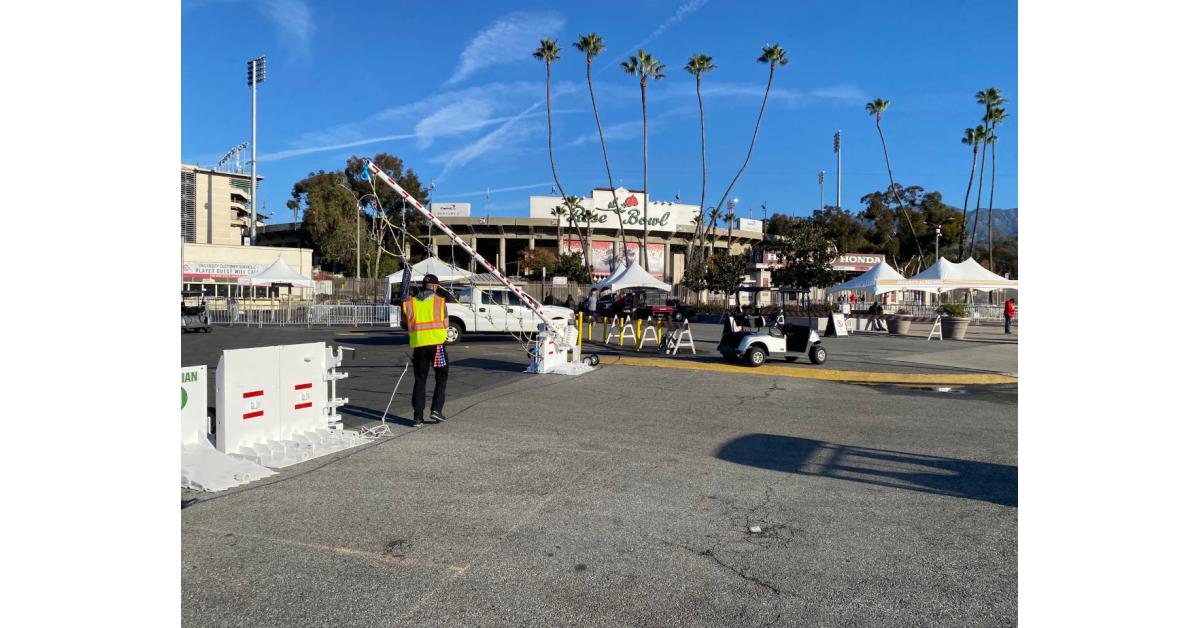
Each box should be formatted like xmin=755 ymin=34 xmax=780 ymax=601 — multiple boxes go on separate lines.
xmin=809 ymin=345 xmax=827 ymax=365
xmin=745 ymin=346 xmax=767 ymax=367
xmin=445 ymin=321 xmax=464 ymax=345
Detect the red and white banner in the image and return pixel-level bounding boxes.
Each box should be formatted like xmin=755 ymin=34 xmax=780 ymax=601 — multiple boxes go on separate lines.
xmin=564 ymin=241 xmax=664 ymax=278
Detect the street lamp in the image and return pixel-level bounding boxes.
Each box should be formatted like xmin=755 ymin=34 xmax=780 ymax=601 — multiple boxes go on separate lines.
xmin=428 ymin=181 xmax=437 ymax=257
xmin=935 ymin=225 xmax=942 ymax=259
xmin=247 ymin=56 xmax=266 ymax=245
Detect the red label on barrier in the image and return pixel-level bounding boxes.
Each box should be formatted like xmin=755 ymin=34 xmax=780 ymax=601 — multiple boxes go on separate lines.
xmin=294 ymin=402 xmax=312 ymax=410
xmin=294 ymin=383 xmax=312 ymax=390
xmin=243 ymin=410 xmax=264 ymax=420
xmin=243 ymin=390 xmax=264 ymax=398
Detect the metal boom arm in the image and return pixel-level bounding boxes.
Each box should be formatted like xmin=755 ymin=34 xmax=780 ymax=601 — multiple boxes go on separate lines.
xmin=364 ymin=160 xmax=556 ymax=329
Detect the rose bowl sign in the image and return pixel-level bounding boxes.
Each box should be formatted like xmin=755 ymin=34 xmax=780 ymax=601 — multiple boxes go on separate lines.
xmin=832 ymin=253 xmax=886 ymax=272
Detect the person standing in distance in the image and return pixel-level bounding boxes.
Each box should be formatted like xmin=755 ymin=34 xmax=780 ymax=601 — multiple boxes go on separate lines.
xmin=1003 ymin=298 xmax=1016 ymax=335
xmin=404 ymin=274 xmax=450 ymax=426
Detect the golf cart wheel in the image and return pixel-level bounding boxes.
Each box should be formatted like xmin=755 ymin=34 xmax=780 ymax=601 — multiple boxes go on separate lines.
xmin=745 ymin=346 xmax=767 ymax=367
xmin=445 ymin=321 xmax=464 ymax=345
xmin=721 ymin=352 xmax=739 ymax=364
xmin=784 ymin=356 xmax=799 ymax=363
xmin=809 ymin=345 xmax=827 ymax=365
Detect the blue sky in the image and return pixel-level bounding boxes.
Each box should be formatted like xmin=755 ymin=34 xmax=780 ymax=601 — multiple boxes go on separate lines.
xmin=182 ymin=0 xmax=1016 ymax=224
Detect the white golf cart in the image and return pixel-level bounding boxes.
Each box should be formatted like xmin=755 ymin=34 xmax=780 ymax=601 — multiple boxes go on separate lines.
xmin=717 ymin=287 xmax=828 ymax=367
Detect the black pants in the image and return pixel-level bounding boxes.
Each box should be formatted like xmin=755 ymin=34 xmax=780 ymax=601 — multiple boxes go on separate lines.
xmin=411 ymin=344 xmax=449 ymax=417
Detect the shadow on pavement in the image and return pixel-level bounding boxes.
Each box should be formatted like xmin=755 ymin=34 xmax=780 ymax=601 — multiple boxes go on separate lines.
xmin=715 ymin=433 xmax=1016 ymax=507
xmin=340 ymin=403 xmax=416 ymax=426
xmin=453 ymin=357 xmax=529 ymax=373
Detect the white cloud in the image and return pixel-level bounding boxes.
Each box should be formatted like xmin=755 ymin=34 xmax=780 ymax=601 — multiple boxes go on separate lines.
xmin=415 ymin=100 xmax=495 ymax=149
xmin=810 ymin=84 xmax=868 ymax=103
xmin=569 ymin=119 xmax=643 ymax=147
xmin=433 ymin=101 xmax=544 ymax=181
xmin=439 ymin=182 xmax=556 ymax=199
xmin=656 ymin=81 xmax=869 ymax=108
xmin=606 ymin=0 xmax=709 ymax=68
xmin=185 ymin=0 xmax=315 ymax=59
xmin=446 ymin=11 xmax=565 ymax=86
xmin=259 ymin=132 xmax=418 ymax=162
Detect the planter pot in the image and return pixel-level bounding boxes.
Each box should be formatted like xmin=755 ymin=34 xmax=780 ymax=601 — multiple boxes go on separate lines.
xmin=887 ymin=316 xmax=911 ymax=335
xmin=941 ymin=315 xmax=971 ymax=340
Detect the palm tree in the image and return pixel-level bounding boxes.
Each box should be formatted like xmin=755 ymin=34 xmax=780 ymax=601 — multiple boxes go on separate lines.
xmin=549 ymin=204 xmax=567 ymax=252
xmin=574 ymin=33 xmax=629 ymax=268
xmin=709 ymin=44 xmax=788 ymax=248
xmin=958 ymin=125 xmax=985 ymax=261
xmin=620 ymin=49 xmax=667 ymax=267
xmin=969 ymin=88 xmax=1006 ymax=257
xmin=533 ymin=39 xmax=589 ymax=266
xmin=865 ymin=97 xmax=924 ymax=264
xmin=683 ymin=53 xmax=716 ymax=266
xmin=724 ymin=206 xmax=737 ymax=251
xmin=563 ymin=195 xmax=586 ymax=261
xmin=985 ymin=106 xmax=1007 ymax=269
xmin=705 ymin=205 xmax=721 ymax=259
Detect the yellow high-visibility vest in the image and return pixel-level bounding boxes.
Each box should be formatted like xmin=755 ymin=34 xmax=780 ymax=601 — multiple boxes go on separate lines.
xmin=404 ymin=295 xmax=448 ymax=347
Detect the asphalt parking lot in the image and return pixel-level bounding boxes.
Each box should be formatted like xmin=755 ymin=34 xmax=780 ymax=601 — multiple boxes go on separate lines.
xmin=182 ymin=325 xmax=1016 ymax=627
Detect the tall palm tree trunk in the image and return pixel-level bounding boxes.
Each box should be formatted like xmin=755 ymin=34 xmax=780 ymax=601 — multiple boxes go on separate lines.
xmin=543 ymin=61 xmax=589 ymax=267
xmin=969 ymin=132 xmax=988 ymax=256
xmin=710 ymin=64 xmax=775 ymax=237
xmin=639 ymin=78 xmax=649 ymax=268
xmin=875 ymin=120 xmax=924 ymax=263
xmin=959 ymin=145 xmax=979 ymax=261
xmin=686 ymin=75 xmax=709 ymax=265
xmin=986 ymin=136 xmax=998 ymax=268
xmin=586 ymin=58 xmax=628 ymax=268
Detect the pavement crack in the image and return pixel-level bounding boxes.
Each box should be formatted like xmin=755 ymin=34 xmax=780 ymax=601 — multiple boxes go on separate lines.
xmin=662 ymin=541 xmax=792 ymax=597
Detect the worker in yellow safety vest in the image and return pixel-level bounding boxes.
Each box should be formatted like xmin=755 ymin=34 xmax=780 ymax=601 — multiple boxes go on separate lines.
xmin=403 ymin=274 xmax=450 ymax=426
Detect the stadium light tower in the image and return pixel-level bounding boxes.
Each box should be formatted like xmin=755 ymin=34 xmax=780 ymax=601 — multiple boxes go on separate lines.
xmin=833 ymin=130 xmax=842 ymax=210
xmin=247 ymin=56 xmax=266 ymax=245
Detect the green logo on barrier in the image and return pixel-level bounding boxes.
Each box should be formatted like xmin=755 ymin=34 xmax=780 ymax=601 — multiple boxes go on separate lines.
xmin=182 ymin=387 xmax=188 ymax=409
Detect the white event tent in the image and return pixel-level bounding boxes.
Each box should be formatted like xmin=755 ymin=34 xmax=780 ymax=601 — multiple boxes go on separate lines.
xmin=896 ymin=257 xmax=1017 ymax=293
xmin=589 ymin=262 xmax=672 ymax=293
xmin=386 ymin=257 xmax=473 ymax=285
xmin=236 ymin=256 xmax=315 ymax=288
xmin=826 ymin=261 xmax=909 ymax=294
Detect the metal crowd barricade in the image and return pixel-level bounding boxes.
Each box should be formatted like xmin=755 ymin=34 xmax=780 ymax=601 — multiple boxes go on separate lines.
xmin=202 ymin=304 xmax=399 ymax=327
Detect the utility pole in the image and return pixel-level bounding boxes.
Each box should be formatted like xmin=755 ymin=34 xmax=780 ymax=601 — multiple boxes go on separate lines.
xmin=833 ymin=130 xmax=842 ymax=210
xmin=818 ymin=170 xmax=825 ymax=211
xmin=247 ymin=56 xmax=266 ymax=245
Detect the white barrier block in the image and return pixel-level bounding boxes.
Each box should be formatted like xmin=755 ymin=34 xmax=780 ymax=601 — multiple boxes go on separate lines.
xmin=216 ymin=345 xmax=282 ymax=458
xmin=214 ymin=342 xmax=370 ymax=468
xmin=181 ymin=365 xmax=208 ymax=445
xmin=278 ymin=342 xmax=328 ymax=440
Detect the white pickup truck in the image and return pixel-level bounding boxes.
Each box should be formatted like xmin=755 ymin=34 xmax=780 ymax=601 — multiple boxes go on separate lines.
xmin=441 ymin=285 xmax=575 ymax=344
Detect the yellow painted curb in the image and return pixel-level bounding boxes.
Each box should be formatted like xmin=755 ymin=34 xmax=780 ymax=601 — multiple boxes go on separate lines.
xmin=610 ymin=355 xmax=1017 ymax=385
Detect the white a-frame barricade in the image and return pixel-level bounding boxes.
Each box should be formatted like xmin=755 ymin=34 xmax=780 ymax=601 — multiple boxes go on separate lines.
xmin=215 ymin=343 xmax=366 ymax=469
xmin=181 ymin=364 xmax=276 ymax=492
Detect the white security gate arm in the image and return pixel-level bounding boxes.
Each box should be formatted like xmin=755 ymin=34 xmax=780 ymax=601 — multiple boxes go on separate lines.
xmin=363 ymin=160 xmax=556 ymax=329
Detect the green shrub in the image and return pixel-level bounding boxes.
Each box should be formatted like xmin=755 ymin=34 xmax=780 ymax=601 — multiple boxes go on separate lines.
xmin=938 ymin=303 xmax=969 ymax=318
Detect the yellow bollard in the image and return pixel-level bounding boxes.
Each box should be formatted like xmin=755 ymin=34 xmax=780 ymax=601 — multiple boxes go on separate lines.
xmin=586 ymin=316 xmax=593 ymax=341
xmin=635 ymin=319 xmax=643 ymax=349
xmin=602 ymin=317 xmax=608 ymax=342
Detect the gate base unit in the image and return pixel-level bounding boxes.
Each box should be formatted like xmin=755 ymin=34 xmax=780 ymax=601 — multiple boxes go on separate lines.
xmin=215 ymin=343 xmax=369 ymax=469
xmin=182 ymin=442 xmax=275 ymax=492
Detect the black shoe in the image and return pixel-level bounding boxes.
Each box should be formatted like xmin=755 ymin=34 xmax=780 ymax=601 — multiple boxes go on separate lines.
xmin=413 ymin=417 xmax=425 ymax=426
xmin=430 ymin=410 xmax=447 ymax=423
